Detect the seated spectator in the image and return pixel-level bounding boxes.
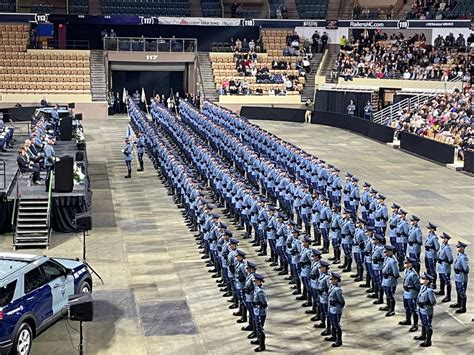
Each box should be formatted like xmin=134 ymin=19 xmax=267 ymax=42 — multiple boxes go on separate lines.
xmin=17 ymin=147 xmax=41 ymax=184
xmin=235 ymin=38 xmax=242 ymax=52
xmin=249 ymin=39 xmax=255 ymax=52
xmin=281 ymin=5 xmax=288 ymax=19
xmin=276 ymin=6 xmax=282 ymax=19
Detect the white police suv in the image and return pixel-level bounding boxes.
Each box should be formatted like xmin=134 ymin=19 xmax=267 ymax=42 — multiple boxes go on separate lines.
xmin=0 ymin=253 xmax=92 ymax=355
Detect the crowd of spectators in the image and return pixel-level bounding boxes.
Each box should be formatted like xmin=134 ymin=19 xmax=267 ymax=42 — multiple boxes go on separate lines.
xmin=335 ymin=31 xmax=472 ymax=82
xmin=275 ymin=4 xmax=289 ymax=19
xmin=215 ymin=36 xmax=313 ymax=96
xmin=391 ymin=88 xmax=473 ymax=159
xmin=353 ymin=4 xmax=394 ymax=19
xmin=405 ymin=0 xmax=457 ymax=20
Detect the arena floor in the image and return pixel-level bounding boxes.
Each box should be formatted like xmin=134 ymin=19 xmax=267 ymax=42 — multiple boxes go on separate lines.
xmin=2 ymin=116 xmax=472 ymax=355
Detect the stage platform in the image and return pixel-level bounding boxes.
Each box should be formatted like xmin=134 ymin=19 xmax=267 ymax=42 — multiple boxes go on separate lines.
xmin=0 ymin=139 xmax=90 ymax=234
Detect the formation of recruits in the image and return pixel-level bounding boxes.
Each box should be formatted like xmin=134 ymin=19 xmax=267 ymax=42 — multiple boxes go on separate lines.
xmin=126 ymin=97 xmax=470 ymax=350
xmin=122 ymin=131 xmax=145 ymax=178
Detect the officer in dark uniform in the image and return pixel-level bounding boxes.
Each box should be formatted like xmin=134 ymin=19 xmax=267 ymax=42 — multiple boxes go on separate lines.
xmin=399 ymin=257 xmax=421 ymax=332
xmin=252 ymin=273 xmax=268 ymax=352
xmin=450 ymin=241 xmax=469 ymax=314
xmin=326 ymin=271 xmax=345 ymax=347
xmin=122 ymin=137 xmax=133 ymax=178
xmin=414 ymin=272 xmax=437 ymax=347
xmin=135 ymin=131 xmax=145 ymax=171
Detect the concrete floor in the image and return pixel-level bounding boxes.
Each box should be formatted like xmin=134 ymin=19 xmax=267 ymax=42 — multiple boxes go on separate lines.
xmin=1 ymin=117 xmax=473 ymax=355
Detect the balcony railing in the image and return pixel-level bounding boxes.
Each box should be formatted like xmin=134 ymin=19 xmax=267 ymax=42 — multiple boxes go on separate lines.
xmin=103 ymin=37 xmax=197 ymax=53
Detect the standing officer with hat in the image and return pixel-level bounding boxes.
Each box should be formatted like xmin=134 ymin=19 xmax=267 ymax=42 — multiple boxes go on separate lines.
xmin=369 ymin=234 xmax=385 ymax=305
xmin=374 ymin=194 xmax=388 ymax=236
xmin=380 ymin=244 xmax=400 ymax=316
xmin=252 ymin=273 xmax=268 ymax=352
xmin=135 ymin=131 xmax=145 ymax=171
xmin=436 ymin=232 xmax=453 ymax=303
xmin=360 ymin=182 xmax=372 ymax=222
xmin=319 ymin=196 xmax=331 ymax=253
xmin=451 ymin=241 xmax=469 ymax=314
xmin=388 ymin=203 xmax=400 ymax=247
xmin=122 ymin=136 xmax=133 ymax=178
xmin=243 ymin=261 xmax=258 ymax=337
xmin=297 ymin=235 xmax=313 ymax=306
xmin=329 ymin=204 xmax=342 ymax=264
xmin=407 ymin=215 xmax=422 ymax=274
xmin=326 ymin=271 xmax=345 ymax=347
xmin=306 ymin=249 xmax=322 ymax=320
xmin=315 ymin=260 xmax=331 ymax=333
xmin=414 ymin=272 xmax=437 ymax=347
xmin=395 ymin=208 xmax=409 ymax=269
xmin=360 ymin=226 xmax=375 ymax=289
xmin=349 ymin=177 xmax=360 ymax=221
xmin=234 ymin=249 xmax=248 ymax=319
xmin=339 ymin=208 xmax=355 ymax=272
xmin=424 ymin=222 xmax=440 ymax=289
xmin=399 ymin=257 xmax=421 ymax=332
xmin=352 ymin=218 xmax=366 ymax=282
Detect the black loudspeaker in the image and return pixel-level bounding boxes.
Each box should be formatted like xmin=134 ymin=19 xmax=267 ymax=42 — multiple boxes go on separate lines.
xmin=68 ymin=103 xmax=75 ymax=109
xmin=59 ymin=116 xmax=73 ymax=141
xmin=68 ymin=293 xmax=93 ymax=322
xmin=54 ymin=155 xmax=74 ymax=192
xmin=75 ymin=212 xmax=92 ymax=231
xmin=74 ymin=113 xmax=82 ymax=120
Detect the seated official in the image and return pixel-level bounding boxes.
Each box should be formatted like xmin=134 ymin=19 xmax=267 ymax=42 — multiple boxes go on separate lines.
xmin=17 ymin=147 xmax=41 ymax=184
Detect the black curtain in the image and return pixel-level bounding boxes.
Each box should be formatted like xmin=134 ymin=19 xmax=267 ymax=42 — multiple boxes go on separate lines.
xmin=315 ymin=90 xmax=372 ymax=118
xmin=51 ymin=195 xmax=89 ymax=233
xmin=112 ymin=70 xmax=184 ymax=99
xmin=0 ymin=201 xmax=13 ymax=234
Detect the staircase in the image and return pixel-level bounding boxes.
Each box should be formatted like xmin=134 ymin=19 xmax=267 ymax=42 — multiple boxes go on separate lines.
xmin=326 ymin=0 xmax=342 ymax=19
xmin=90 ymin=50 xmax=107 ymax=102
xmin=88 ymin=0 xmax=101 ymax=15
xmin=190 ymin=0 xmax=203 ymax=17
xmin=14 ymin=198 xmax=50 ymax=249
xmin=320 ymin=52 xmax=338 ymax=84
xmin=197 ymin=52 xmax=218 ymax=102
xmin=339 ymin=0 xmax=353 ymax=18
xmin=283 ymin=0 xmax=299 ymax=19
xmin=301 ymin=53 xmax=323 ymax=102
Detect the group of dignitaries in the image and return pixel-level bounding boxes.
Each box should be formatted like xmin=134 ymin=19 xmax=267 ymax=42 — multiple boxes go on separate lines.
xmin=126 ymin=97 xmax=470 ymax=351
xmin=16 ymin=109 xmax=59 ymax=189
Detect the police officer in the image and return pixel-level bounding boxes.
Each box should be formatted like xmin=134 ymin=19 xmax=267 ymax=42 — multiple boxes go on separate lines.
xmin=329 ymin=204 xmax=342 ymax=264
xmin=364 ymin=101 xmax=373 ymax=120
xmin=407 ymin=215 xmax=422 ymax=274
xmin=360 ymin=182 xmax=371 ymax=222
xmin=122 ymin=137 xmax=133 ymax=178
xmin=234 ymin=249 xmax=248 ymax=321
xmin=395 ymin=208 xmax=409 ymax=269
xmin=424 ymin=222 xmax=440 ymax=289
xmin=43 ymin=136 xmax=57 ymax=190
xmin=315 ymin=260 xmax=331 ymax=333
xmin=369 ymin=234 xmax=385 ymax=305
xmin=349 ymin=177 xmax=360 ymax=221
xmin=339 ymin=208 xmax=355 ymax=272
xmin=414 ymin=272 xmax=437 ymax=347
xmin=289 ymin=227 xmax=302 ymax=295
xmin=243 ymin=261 xmax=257 ymax=337
xmin=360 ymin=226 xmax=375 ymax=289
xmin=346 ymin=100 xmax=356 ymax=116
xmin=306 ymin=249 xmax=322 ymax=320
xmin=436 ymin=232 xmax=453 ymax=303
xmin=388 ymin=203 xmax=400 ymax=247
xmin=450 ymin=241 xmax=469 ymax=314
xmin=380 ymin=244 xmax=399 ymax=316
xmin=352 ymin=218 xmax=366 ymax=282
xmin=399 ymin=257 xmax=421 ymax=332
xmin=326 ymin=271 xmax=345 ymax=347
xmin=135 ymin=131 xmax=145 ymax=171
xmin=374 ymin=194 xmax=388 ymax=236
xmin=252 ymin=273 xmax=268 ymax=352
xmin=297 ymin=235 xmax=313 ymax=306
xmin=318 ymin=195 xmax=331 ymax=253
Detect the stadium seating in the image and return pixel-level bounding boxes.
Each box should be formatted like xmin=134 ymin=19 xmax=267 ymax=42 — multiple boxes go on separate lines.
xmin=201 ymin=0 xmax=222 ymax=17
xmin=68 ymin=0 xmax=89 ymax=14
xmin=268 ymin=0 xmax=285 ymax=19
xmin=102 ymin=0 xmax=191 ymax=16
xmin=0 ymin=0 xmax=15 ymax=12
xmin=0 ymin=24 xmax=91 ymax=94
xmin=209 ymin=29 xmax=308 ymax=95
xmin=295 ymin=0 xmax=327 ymax=19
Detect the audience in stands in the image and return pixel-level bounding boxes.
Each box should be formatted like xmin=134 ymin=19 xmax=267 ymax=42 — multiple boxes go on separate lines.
xmin=335 ymin=31 xmax=472 ymax=82
xmin=406 ymin=0 xmax=454 ymax=20
xmin=390 ymin=88 xmax=473 ymax=159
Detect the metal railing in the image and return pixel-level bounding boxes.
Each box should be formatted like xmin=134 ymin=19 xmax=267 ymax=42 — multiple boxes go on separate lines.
xmin=11 ymin=169 xmax=20 ymax=233
xmin=372 ymin=77 xmax=464 ymax=126
xmin=103 ymin=37 xmax=197 ymax=53
xmin=196 ymin=55 xmax=206 ymax=103
xmin=46 ymin=170 xmax=54 ymax=246
xmin=0 ymin=160 xmax=5 ymax=191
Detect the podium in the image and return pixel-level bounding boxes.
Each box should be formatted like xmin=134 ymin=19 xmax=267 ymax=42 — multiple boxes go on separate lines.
xmin=60 ymin=116 xmax=73 ymax=141
xmin=54 ymin=156 xmax=74 ymax=193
